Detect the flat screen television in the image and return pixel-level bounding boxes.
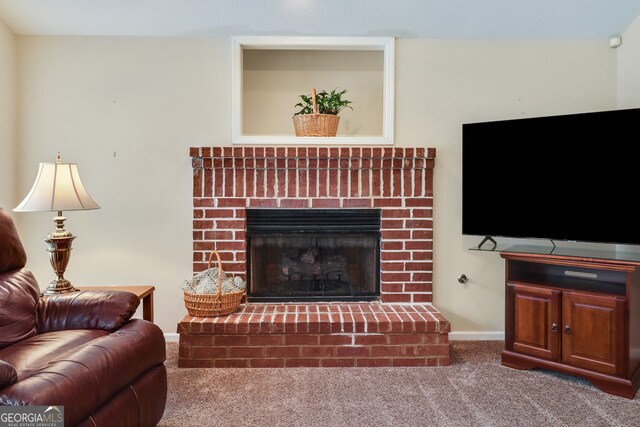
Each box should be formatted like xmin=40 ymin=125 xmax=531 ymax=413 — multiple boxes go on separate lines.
xmin=462 ymin=108 xmax=640 ymax=246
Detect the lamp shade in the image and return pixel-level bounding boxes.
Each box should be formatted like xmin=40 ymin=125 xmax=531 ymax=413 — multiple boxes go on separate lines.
xmin=14 ymin=160 xmax=100 ymax=212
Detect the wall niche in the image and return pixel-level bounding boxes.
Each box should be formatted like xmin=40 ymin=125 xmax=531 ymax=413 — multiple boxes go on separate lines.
xmin=232 ymin=37 xmax=394 ymax=145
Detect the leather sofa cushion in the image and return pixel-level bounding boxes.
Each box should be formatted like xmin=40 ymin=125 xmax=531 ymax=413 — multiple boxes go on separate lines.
xmin=0 ymin=208 xmax=26 ymax=273
xmin=0 ymin=329 xmax=108 ymax=381
xmin=0 ymin=269 xmax=39 ymax=349
xmin=37 ymin=290 xmax=140 ymax=333
xmin=75 ymin=365 xmax=167 ymax=427
xmin=0 ymin=360 xmax=17 ymax=388
xmin=0 ymin=320 xmax=166 ymax=426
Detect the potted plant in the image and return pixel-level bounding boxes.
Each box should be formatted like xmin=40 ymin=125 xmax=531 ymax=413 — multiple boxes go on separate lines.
xmin=293 ymin=88 xmax=353 ymax=137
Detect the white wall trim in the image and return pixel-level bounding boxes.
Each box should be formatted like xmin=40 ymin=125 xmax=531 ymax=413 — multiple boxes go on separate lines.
xmin=164 ymin=333 xmax=180 ymax=343
xmin=449 ymin=331 xmax=504 ymax=341
xmin=232 ymin=135 xmax=393 ymax=145
xmin=231 ymin=36 xmax=395 ymax=145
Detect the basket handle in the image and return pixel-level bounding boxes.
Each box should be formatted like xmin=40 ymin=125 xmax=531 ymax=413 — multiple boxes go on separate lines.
xmin=312 ymin=88 xmax=318 ymax=114
xmin=207 ymin=250 xmax=223 ymax=297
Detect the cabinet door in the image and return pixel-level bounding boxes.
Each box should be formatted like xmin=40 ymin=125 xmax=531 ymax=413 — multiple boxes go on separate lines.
xmin=510 ymin=284 xmax=561 ymax=361
xmin=562 ymin=291 xmax=626 ymax=376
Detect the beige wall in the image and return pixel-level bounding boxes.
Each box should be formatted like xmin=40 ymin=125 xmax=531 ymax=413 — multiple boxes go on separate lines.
xmin=0 ymin=18 xmax=16 ymax=210
xmin=16 ymin=37 xmax=230 ymax=331
xmin=15 ymin=36 xmax=616 ymax=333
xmin=397 ymin=40 xmax=616 ymax=332
xmin=243 ymin=50 xmax=383 ymax=136
xmin=618 ymin=15 xmax=640 ymax=107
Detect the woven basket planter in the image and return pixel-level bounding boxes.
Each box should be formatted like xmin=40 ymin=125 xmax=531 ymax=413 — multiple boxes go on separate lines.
xmin=183 ymin=251 xmax=244 ymax=317
xmin=293 ymin=113 xmax=340 ymax=137
xmin=292 ymin=88 xmax=340 ymax=137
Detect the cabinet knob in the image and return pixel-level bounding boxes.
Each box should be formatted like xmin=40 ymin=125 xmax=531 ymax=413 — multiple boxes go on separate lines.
xmin=565 ymin=325 xmax=571 ymax=334
xmin=551 ymin=323 xmax=558 ymax=333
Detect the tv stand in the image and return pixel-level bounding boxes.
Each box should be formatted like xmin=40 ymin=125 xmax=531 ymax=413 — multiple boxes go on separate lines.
xmin=477 ymin=235 xmax=497 ymax=250
xmin=500 ymin=250 xmax=640 ymax=399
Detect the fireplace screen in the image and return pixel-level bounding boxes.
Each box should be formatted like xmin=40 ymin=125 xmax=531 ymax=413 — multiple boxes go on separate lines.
xmin=247 ymin=209 xmax=381 ymax=302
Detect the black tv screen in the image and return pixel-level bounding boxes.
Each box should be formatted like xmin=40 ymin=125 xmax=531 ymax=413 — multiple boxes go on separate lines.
xmin=462 ymin=108 xmax=640 ymax=246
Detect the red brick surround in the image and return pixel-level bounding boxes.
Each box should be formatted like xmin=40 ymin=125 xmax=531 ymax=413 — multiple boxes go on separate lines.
xmin=190 ymin=146 xmax=435 ymax=304
xmin=183 ymin=146 xmax=448 ymax=368
xmin=178 ymin=303 xmax=450 ymax=368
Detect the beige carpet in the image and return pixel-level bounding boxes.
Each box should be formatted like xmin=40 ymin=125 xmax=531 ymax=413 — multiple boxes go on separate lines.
xmin=158 ymin=341 xmax=640 ymax=426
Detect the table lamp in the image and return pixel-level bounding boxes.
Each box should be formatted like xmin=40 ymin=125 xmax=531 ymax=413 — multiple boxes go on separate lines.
xmin=14 ymin=153 xmax=100 ymax=295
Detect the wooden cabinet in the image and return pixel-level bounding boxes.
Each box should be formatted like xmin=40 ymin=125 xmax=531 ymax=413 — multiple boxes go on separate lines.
xmin=510 ymin=284 xmax=560 ymax=361
xmin=561 ymin=291 xmax=625 ymax=376
xmin=502 ymin=251 xmax=640 ymax=399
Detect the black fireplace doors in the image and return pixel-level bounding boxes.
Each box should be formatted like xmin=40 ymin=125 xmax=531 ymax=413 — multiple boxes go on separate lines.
xmin=246 ymin=209 xmax=381 ymax=302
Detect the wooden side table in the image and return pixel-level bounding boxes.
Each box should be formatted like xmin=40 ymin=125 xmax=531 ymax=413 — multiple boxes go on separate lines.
xmin=79 ymin=285 xmax=155 ymax=323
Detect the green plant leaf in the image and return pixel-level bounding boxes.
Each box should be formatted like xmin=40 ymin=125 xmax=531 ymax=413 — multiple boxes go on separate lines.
xmin=293 ymin=87 xmax=353 ymax=116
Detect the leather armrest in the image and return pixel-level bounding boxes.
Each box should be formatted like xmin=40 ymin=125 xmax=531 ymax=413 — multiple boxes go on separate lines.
xmin=36 ymin=291 xmax=140 ymax=334
xmin=0 ymin=359 xmax=17 ymax=389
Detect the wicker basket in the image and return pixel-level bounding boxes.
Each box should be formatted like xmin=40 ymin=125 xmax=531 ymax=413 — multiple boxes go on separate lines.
xmin=183 ymin=251 xmax=245 ymax=317
xmin=293 ymin=88 xmax=340 ymax=137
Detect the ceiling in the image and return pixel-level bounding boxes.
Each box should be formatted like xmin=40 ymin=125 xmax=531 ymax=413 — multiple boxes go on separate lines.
xmin=0 ymin=0 xmax=639 ymax=39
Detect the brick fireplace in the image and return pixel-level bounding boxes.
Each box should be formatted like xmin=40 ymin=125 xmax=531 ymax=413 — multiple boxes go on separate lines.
xmin=178 ymin=146 xmax=450 ymax=368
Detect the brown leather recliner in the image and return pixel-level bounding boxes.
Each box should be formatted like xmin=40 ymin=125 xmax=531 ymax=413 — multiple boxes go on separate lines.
xmin=0 ymin=208 xmax=167 ymax=426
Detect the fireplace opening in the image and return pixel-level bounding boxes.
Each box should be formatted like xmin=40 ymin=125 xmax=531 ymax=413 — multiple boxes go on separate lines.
xmin=246 ymin=209 xmax=381 ymax=302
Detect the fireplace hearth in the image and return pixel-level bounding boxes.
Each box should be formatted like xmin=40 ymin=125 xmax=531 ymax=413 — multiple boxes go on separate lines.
xmin=247 ymin=209 xmax=381 ymax=302
xmin=181 ymin=146 xmax=450 ymax=369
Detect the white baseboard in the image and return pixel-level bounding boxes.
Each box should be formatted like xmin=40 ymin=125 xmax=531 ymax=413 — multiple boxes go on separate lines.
xmin=164 ymin=333 xmax=180 ymax=343
xmin=448 ymin=331 xmax=504 ymax=341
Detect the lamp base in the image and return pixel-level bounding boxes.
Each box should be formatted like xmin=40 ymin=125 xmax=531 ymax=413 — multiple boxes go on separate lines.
xmin=42 ymin=212 xmax=80 ymax=296
xmin=42 ymin=279 xmax=78 ymax=296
